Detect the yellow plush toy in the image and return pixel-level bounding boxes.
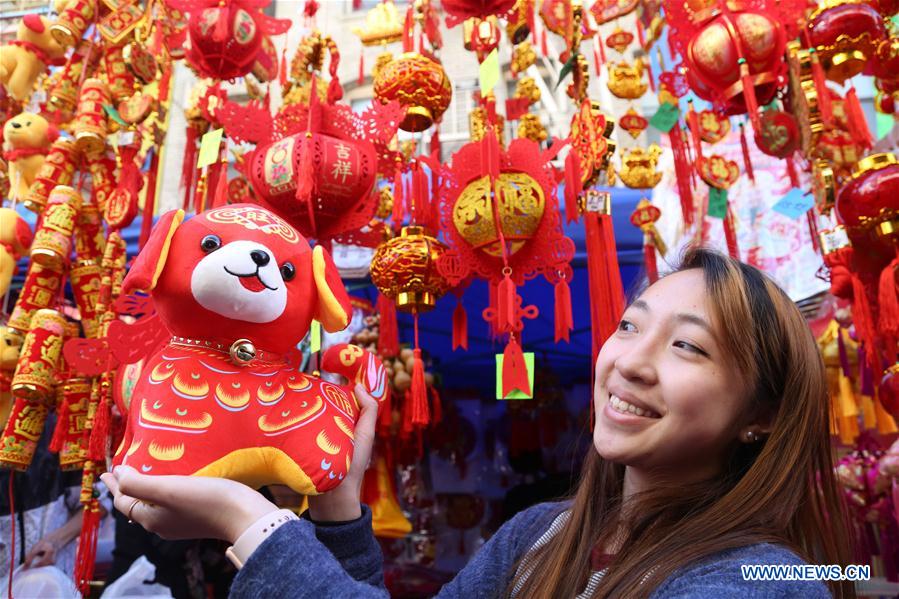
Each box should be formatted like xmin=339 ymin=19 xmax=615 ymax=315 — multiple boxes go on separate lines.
xmin=0 ymin=14 xmax=67 ymax=103
xmin=0 ymin=328 xmax=23 ymax=429
xmin=2 ymin=112 xmax=57 ymax=200
xmin=0 ymin=207 xmax=33 ymax=298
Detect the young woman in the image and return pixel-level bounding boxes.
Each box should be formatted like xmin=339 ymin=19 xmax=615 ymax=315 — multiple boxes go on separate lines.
xmin=101 ymin=248 xmax=854 ymax=598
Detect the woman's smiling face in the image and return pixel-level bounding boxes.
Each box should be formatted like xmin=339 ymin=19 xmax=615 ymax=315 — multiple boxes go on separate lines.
xmin=593 ymin=269 xmax=752 ymax=480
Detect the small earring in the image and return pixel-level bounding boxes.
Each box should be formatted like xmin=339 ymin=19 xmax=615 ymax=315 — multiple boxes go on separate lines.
xmin=745 ymin=431 xmax=759 ymax=443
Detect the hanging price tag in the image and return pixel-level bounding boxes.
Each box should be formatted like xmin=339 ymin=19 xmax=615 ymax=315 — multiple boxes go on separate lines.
xmin=496 ymin=352 xmax=535 ymax=400
xmin=310 ymin=319 xmax=321 ymax=353
xmin=707 ymin=186 xmax=728 ymax=219
xmin=479 ymin=49 xmax=500 ymax=95
xmin=197 ymin=128 xmax=224 ymax=169
xmin=772 ymin=187 xmax=815 ymax=220
xmin=649 ymin=102 xmax=680 ymax=133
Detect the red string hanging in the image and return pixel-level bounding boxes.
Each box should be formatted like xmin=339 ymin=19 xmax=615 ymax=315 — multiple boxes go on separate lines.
xmin=358 ymin=51 xmax=365 ymax=86
xmin=49 ymin=397 xmax=69 ymax=453
xmin=8 ymin=476 xmax=14 ymax=599
xmin=593 ymin=36 xmax=603 ymax=76
xmin=808 ymin=49 xmax=833 ymax=126
xmin=643 ymin=235 xmax=659 ymax=283
xmin=181 ymin=127 xmax=199 ymax=211
xmin=669 ymin=125 xmax=694 ymax=226
xmin=686 ymin=102 xmax=703 ymax=162
xmin=878 ymin=251 xmax=899 ymax=353
xmin=279 ymin=44 xmax=288 ymax=88
xmin=739 ymin=123 xmax=755 ymax=184
xmin=584 ymin=209 xmax=626 ymax=365
xmin=723 ymin=205 xmax=739 ymax=259
xmin=376 ymin=293 xmax=400 ymax=357
xmin=409 ymin=316 xmax=429 ymax=426
xmin=392 ymin=164 xmax=405 ymax=232
xmin=845 ymin=86 xmax=873 ymax=149
xmin=540 ymin=27 xmax=548 ymax=56
xmin=738 ymin=59 xmax=761 ymax=133
xmin=74 ymin=500 xmax=100 ymax=597
xmin=554 ymin=275 xmax=573 ymax=343
xmin=564 ymin=150 xmax=582 ymax=223
xmin=452 ymin=299 xmax=468 ymax=350
xmin=785 ymin=154 xmax=800 ymax=188
xmin=429 ymin=386 xmax=442 ymax=425
xmin=88 ymin=394 xmax=109 ymax=462
xmin=807 ymin=211 xmax=820 ymax=254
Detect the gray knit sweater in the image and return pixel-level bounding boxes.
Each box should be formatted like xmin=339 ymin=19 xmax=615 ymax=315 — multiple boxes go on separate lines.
xmin=230 ymin=502 xmax=831 ymax=598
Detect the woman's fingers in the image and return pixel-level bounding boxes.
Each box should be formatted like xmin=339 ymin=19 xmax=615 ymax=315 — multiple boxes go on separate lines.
xmin=352 ymin=383 xmax=378 ymax=472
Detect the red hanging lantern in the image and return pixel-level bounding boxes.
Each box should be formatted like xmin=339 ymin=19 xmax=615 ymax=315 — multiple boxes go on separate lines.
xmin=371 ymin=226 xmax=449 ymax=313
xmin=373 ymin=53 xmax=452 ymax=132
xmin=171 ymin=0 xmax=290 ymax=81
xmin=806 ymin=0 xmax=887 ymax=84
xmin=665 ymin=0 xmax=804 ymax=133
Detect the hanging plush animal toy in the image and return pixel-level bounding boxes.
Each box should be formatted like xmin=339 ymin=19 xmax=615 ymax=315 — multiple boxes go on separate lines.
xmin=112 ymin=204 xmax=388 ymax=494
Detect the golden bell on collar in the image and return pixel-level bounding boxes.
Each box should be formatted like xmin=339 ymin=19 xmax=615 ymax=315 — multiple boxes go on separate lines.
xmin=229 ymin=339 xmax=257 ymax=365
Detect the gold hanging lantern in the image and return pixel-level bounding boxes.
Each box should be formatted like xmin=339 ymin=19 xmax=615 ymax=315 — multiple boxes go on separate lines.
xmin=370 ymin=226 xmax=450 ymax=313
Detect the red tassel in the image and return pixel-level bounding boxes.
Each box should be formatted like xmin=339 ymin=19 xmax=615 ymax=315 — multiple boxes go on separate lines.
xmin=49 ymin=397 xmax=69 ymax=453
xmin=554 ymin=277 xmax=573 ymax=343
xmin=669 ymin=127 xmax=694 ymax=226
xmin=809 ymin=50 xmax=832 ymax=126
xmin=496 ymin=273 xmax=516 ymax=333
xmin=140 ymin=150 xmax=160 ymax=249
xmin=429 ymin=387 xmax=442 ymax=425
xmin=502 ymin=339 xmax=531 ymax=397
xmin=635 ymin=15 xmax=646 ymax=48
xmin=723 ymin=207 xmax=739 ymax=259
xmin=410 ymin=347 xmax=428 ymax=426
xmin=212 ymin=160 xmax=229 ymax=208
xmin=786 ymin=155 xmax=800 ymax=188
xmin=593 ymin=37 xmax=602 ymax=76
xmin=295 ymin=133 xmax=315 ymax=227
xmin=878 ymin=255 xmax=899 ymax=352
xmin=181 ymin=127 xmax=199 ymax=211
xmin=564 ymin=151 xmax=582 ymax=223
xmin=646 ymin=57 xmax=656 ymax=93
xmin=392 ymin=168 xmax=404 ymax=231
xmin=403 ymin=7 xmax=415 ymax=53
xmin=88 ymin=395 xmax=109 ymax=461
xmin=377 ymin=294 xmax=400 ymax=357
xmin=643 ymin=235 xmax=659 ymax=283
xmin=845 ymin=86 xmax=873 ymax=149
xmin=540 ymin=27 xmax=548 ymax=56
xmin=687 ymin=103 xmax=703 ymax=161
xmin=74 ymin=500 xmax=100 ymax=596
xmin=739 ymin=123 xmax=755 ymax=184
xmin=452 ymin=300 xmax=468 ymax=350
xmin=279 ymin=45 xmax=288 ymax=88
xmin=739 ymin=60 xmax=761 ymax=133
xmin=430 ymin=127 xmax=441 ymax=163
xmin=584 ymin=212 xmax=625 ymax=365
xmin=358 ymin=52 xmax=365 ymax=86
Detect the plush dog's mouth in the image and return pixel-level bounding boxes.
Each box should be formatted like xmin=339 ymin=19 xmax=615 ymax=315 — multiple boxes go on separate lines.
xmin=223 ymin=266 xmax=278 ymax=292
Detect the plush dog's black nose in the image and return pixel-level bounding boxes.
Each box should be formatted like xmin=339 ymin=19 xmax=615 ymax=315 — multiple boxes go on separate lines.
xmin=250 ymin=250 xmax=270 ymax=266
xmin=10 ymin=122 xmax=21 ymax=129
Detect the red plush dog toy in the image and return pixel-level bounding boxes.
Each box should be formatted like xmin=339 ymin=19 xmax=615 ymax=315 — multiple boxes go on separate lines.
xmin=112 ymin=204 xmax=387 ymax=494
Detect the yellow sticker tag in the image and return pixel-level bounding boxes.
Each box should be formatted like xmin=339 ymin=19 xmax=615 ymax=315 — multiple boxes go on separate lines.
xmin=310 ymin=319 xmax=322 ymax=353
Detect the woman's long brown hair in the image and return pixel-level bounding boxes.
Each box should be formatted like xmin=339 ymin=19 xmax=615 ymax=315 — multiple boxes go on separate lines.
xmin=511 ymin=248 xmax=854 ymax=598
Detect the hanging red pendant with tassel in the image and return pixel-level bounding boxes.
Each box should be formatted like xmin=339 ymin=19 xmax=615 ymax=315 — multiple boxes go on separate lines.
xmin=554 ymin=272 xmax=573 ymax=343
xmin=583 ymin=190 xmax=625 ymax=364
xmin=502 ymin=336 xmax=531 ymax=397
xmin=452 ymin=298 xmax=468 ymax=350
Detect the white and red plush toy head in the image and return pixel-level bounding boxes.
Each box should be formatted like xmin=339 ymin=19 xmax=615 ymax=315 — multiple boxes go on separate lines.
xmin=114 ymin=204 xmax=387 ymax=494
xmin=123 ymin=203 xmax=351 ymax=354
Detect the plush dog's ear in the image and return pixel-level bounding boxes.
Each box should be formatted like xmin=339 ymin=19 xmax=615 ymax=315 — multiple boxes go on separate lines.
xmin=122 ymin=209 xmax=184 ymax=294
xmin=312 ymin=245 xmax=352 ymax=332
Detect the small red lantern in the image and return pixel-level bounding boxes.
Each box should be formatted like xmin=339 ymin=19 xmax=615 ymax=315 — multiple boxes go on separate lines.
xmin=806 ymin=1 xmax=887 ymax=83
xmin=836 ymin=153 xmax=899 ymax=246
xmin=373 ymin=52 xmax=452 ymax=132
xmin=665 ymin=0 xmax=805 ymax=133
xmin=171 ymin=0 xmax=290 ymax=81
xmin=246 ymin=131 xmax=378 ymax=240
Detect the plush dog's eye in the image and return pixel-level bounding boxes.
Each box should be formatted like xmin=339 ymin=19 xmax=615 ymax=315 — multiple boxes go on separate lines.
xmin=200 ymin=235 xmax=221 ymax=252
xmin=280 ymin=262 xmax=296 ymax=281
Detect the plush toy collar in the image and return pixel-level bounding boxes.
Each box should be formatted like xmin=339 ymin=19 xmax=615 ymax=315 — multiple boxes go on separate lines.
xmin=8 ymin=40 xmax=66 ymax=66
xmin=169 ymin=336 xmax=289 ymax=367
xmin=2 ymin=146 xmax=49 ymax=161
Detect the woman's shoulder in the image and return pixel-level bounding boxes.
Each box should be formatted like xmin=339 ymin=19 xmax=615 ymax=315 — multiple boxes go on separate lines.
xmin=651 ymin=543 xmax=832 ymax=598
xmin=491 ymin=500 xmax=572 ymax=553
